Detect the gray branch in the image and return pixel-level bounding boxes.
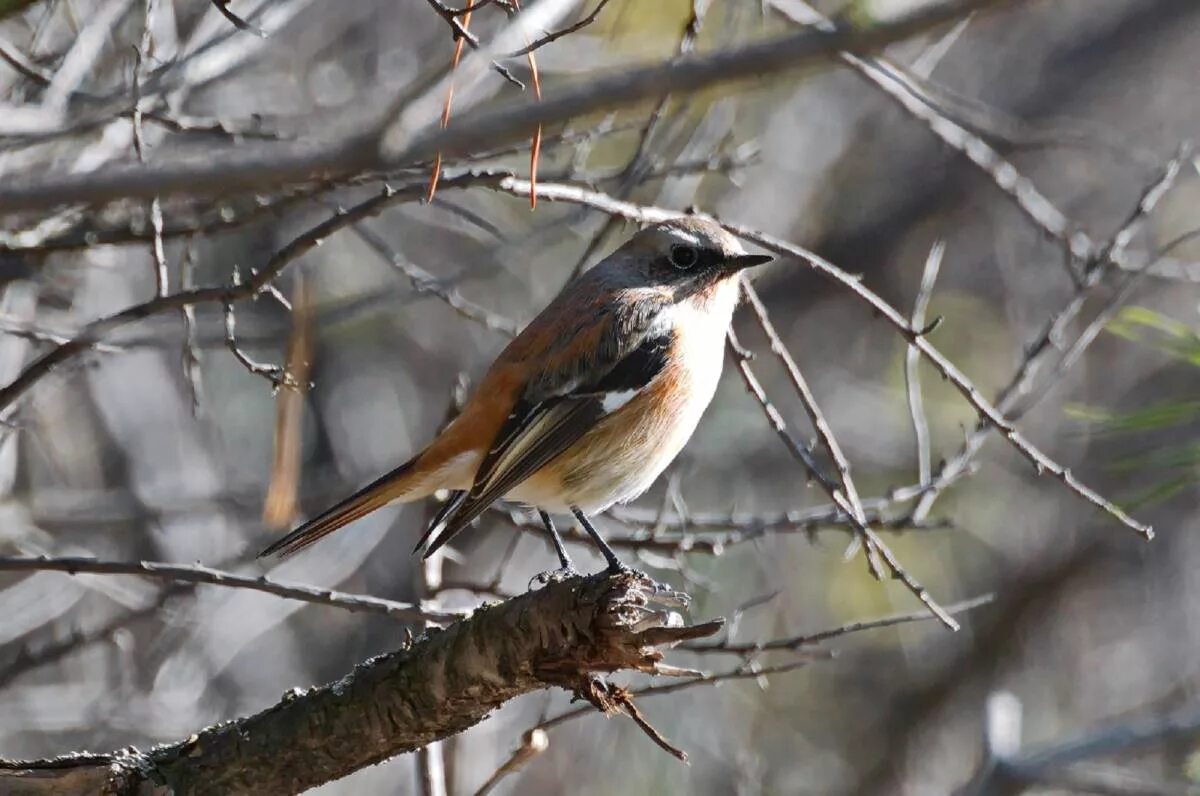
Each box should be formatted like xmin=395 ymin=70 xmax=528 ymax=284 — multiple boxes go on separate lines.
xmin=0 ymin=0 xmax=1013 ymax=213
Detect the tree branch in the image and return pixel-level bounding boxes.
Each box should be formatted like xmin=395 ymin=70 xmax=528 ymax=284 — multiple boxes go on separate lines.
xmin=0 ymin=570 xmax=720 ymax=795
xmin=492 ymin=176 xmax=1154 ymax=542
xmin=0 ymin=0 xmax=1014 ymax=213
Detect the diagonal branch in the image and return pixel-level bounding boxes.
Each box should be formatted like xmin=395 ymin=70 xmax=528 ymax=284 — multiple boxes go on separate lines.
xmin=0 ymin=0 xmax=1015 ymax=212
xmin=0 ymin=182 xmax=416 ymax=416
xmin=738 ymin=278 xmax=881 ymax=573
xmin=491 ymin=177 xmax=1154 ymax=541
xmin=0 ymin=571 xmax=720 ymax=795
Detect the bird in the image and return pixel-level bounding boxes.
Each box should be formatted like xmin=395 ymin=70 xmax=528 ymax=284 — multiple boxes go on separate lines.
xmin=259 ymin=216 xmax=772 ymax=574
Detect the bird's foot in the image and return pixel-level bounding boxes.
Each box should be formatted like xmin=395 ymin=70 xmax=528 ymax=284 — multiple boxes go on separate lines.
xmin=529 ymin=564 xmax=581 ymax=588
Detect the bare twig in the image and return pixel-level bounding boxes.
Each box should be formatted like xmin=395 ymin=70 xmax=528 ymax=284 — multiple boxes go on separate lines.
xmin=721 ymin=328 xmax=958 ymax=630
xmin=0 ymin=35 xmax=53 ymax=86
xmin=512 ymin=0 xmax=543 ymax=210
xmin=0 ymin=183 xmax=415 ymax=416
xmin=686 ymin=594 xmax=993 ymax=656
xmin=422 ymin=0 xmax=525 ymax=88
xmin=506 ymin=0 xmax=612 ymax=57
xmin=730 ymin=222 xmax=1155 ymax=541
xmin=912 ymin=143 xmax=1194 ymax=520
xmin=223 ymin=268 xmax=286 ymax=387
xmin=0 ymin=555 xmax=459 ymax=622
xmin=771 ymin=0 xmax=1093 ymax=265
xmin=491 ymin=176 xmax=1153 ymax=541
xmin=739 ymin=277 xmax=882 ymax=575
xmin=565 ymin=0 xmax=708 ymax=279
xmin=348 ymin=221 xmax=521 ymax=336
xmin=262 ymin=276 xmax=314 ymax=528
xmin=178 ymin=240 xmax=204 ymax=413
xmin=609 ymin=685 xmax=688 ymax=761
xmin=131 ymin=0 xmax=189 ymax=415
xmin=536 ymin=660 xmax=818 ymax=733
xmin=906 ymin=241 xmax=945 ymax=486
xmin=211 ymin=0 xmax=268 ymax=37
xmin=428 ymin=4 xmax=476 ymax=203
xmin=472 ymin=729 xmax=549 ymax=796
xmin=424 ymin=0 xmax=483 ymax=46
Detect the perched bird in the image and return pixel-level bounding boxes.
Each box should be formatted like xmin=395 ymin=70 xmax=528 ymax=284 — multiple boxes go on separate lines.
xmin=259 ymin=217 xmax=771 ymax=573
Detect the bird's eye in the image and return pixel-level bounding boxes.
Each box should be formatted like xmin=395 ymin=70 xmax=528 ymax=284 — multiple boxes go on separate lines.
xmin=669 ymin=244 xmax=699 ymax=270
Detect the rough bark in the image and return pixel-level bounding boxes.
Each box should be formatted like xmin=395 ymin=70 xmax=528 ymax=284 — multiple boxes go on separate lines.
xmin=0 ymin=571 xmax=717 ymax=795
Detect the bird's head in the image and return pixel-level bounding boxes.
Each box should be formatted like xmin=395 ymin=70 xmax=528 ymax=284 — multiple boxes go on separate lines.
xmin=610 ymin=217 xmax=773 ymax=299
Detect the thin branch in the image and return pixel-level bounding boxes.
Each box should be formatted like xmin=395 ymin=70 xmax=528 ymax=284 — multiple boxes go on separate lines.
xmin=347 ymin=216 xmax=522 ymax=337
xmin=565 ymin=0 xmax=708 ymax=280
xmin=211 ymin=0 xmax=268 ymax=37
xmin=178 ymin=241 xmax=203 ymax=413
xmin=0 ymin=555 xmax=459 ymax=623
xmin=911 ymin=143 xmax=1194 ymax=520
xmin=422 ymin=0 xmax=525 ymax=88
xmin=472 ymin=729 xmax=549 ymax=796
xmin=506 ymin=0 xmax=612 ymax=57
xmin=133 ymin=0 xmax=197 ymax=412
xmin=536 ymin=660 xmax=818 ymax=733
xmin=608 ymin=685 xmax=688 ymax=761
xmin=730 ymin=223 xmax=1155 ymax=541
xmin=424 ymin=0 xmax=483 ymax=46
xmin=0 ymin=125 xmax=640 ymax=254
xmin=492 ymin=176 xmax=1154 ymax=542
xmin=771 ymin=0 xmax=1095 ymax=264
xmin=496 ymin=502 xmax=934 ymax=557
xmin=223 ymin=271 xmax=286 ymax=388
xmin=906 ymin=241 xmax=945 ymax=486
xmin=262 ymin=276 xmax=314 ymax=528
xmin=721 ymin=328 xmax=958 ymax=630
xmin=739 ymin=277 xmax=882 ymax=575
xmin=0 ymin=182 xmax=417 ymax=416
xmin=685 ymin=594 xmax=993 ymax=656
xmin=0 ymin=35 xmax=53 ymax=86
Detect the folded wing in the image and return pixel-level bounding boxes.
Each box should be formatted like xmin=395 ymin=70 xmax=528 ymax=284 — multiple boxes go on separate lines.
xmin=416 ymin=326 xmax=674 ymax=557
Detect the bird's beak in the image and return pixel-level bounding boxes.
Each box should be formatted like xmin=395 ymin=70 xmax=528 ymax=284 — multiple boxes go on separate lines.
xmin=727 ymin=253 xmax=773 ymax=271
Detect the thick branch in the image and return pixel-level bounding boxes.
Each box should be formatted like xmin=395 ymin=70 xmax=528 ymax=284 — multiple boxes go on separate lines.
xmin=0 ymin=571 xmax=719 ymax=795
xmin=0 ymin=0 xmax=1012 ymax=212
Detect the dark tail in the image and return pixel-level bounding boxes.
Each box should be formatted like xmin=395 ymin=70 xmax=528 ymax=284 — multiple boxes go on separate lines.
xmin=258 ymin=457 xmax=418 ymax=559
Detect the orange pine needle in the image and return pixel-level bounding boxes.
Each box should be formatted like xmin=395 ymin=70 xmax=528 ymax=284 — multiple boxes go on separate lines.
xmin=526 ymin=51 xmax=543 ymax=211
xmin=427 ymin=9 xmax=473 ymax=204
xmin=514 ymin=0 xmax=543 ymax=211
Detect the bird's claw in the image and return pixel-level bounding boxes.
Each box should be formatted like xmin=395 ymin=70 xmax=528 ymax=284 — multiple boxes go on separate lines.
xmin=529 ymin=565 xmax=581 ymax=588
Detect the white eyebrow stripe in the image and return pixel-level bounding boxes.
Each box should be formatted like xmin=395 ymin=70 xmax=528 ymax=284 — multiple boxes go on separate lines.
xmin=668 ymin=230 xmax=701 ymax=246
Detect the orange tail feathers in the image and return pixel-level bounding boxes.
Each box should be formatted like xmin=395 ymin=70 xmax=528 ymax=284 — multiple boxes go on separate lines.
xmin=258 ymin=456 xmax=424 ymax=559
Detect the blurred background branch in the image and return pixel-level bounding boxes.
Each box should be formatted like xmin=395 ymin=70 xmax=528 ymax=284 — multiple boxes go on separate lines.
xmin=0 ymin=0 xmax=1198 ymax=793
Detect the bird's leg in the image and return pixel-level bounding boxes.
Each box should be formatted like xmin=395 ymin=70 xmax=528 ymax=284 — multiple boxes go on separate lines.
xmin=571 ymin=506 xmax=628 ymax=572
xmin=530 ymin=510 xmax=579 ymax=585
xmin=540 ymin=510 xmax=576 ymax=572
